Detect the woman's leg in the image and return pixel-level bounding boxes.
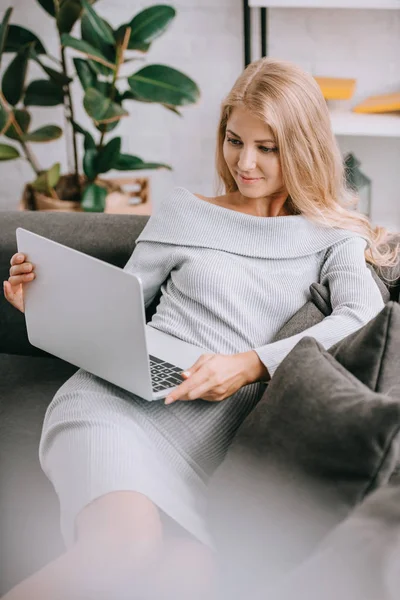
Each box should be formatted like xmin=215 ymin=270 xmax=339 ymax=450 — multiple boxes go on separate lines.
xmin=1 ymin=491 xmax=163 ymax=600
xmin=1 ymin=490 xmax=216 ymax=600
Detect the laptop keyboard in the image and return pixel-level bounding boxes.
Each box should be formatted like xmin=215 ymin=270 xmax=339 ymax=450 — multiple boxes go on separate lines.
xmin=149 ymin=355 xmax=185 ymax=392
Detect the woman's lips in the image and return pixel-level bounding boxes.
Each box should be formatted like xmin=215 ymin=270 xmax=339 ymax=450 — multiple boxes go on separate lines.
xmin=238 ymin=173 xmax=262 ymax=184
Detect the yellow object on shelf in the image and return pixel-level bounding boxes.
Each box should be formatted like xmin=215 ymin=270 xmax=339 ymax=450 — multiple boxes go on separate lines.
xmin=353 ymin=92 xmax=400 ymax=114
xmin=314 ymin=77 xmax=356 ymax=101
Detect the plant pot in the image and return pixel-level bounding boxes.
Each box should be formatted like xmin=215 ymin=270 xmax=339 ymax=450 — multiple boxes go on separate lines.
xmin=20 ymin=174 xmax=152 ymax=215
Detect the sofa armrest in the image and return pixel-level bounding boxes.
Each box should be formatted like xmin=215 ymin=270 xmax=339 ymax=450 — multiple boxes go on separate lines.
xmin=0 ymin=211 xmax=149 ymax=356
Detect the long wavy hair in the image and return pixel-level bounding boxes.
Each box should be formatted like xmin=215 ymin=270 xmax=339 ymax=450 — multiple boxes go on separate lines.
xmin=215 ymin=57 xmax=399 ymax=274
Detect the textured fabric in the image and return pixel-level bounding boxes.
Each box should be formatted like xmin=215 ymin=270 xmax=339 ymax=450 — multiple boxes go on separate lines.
xmin=39 ymin=186 xmax=385 ymax=547
xmin=329 ymin=302 xmax=400 ymax=396
xmin=310 ymin=266 xmax=390 ymax=316
xmin=208 ymin=337 xmax=400 ymax=596
xmin=40 ymin=370 xmax=265 ymax=547
xmin=130 ymin=187 xmax=384 ymax=376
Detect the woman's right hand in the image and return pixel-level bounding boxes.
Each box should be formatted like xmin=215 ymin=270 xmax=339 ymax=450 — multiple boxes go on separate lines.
xmin=3 ymin=253 xmax=35 ymax=313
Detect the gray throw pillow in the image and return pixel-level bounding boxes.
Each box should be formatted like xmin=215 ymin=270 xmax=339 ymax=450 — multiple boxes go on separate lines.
xmin=208 ymin=337 xmax=400 ymax=593
xmin=329 ymin=302 xmax=400 ymax=396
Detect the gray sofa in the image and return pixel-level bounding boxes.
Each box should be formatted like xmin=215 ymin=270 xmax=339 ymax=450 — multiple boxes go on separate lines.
xmin=1 ymin=210 xmax=400 ymax=596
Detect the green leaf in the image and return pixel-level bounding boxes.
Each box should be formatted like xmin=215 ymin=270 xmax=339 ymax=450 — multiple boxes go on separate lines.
xmin=95 ymin=120 xmax=119 ymax=134
xmin=0 ymin=143 xmax=20 ymax=160
xmin=24 ymin=79 xmax=65 ymax=106
xmin=114 ymin=153 xmax=171 ymax=171
xmin=126 ymin=5 xmax=175 ymax=50
xmin=0 ymin=103 xmax=8 ymax=132
xmin=31 ymin=163 xmax=60 ymax=193
xmin=162 ymin=103 xmax=182 ymax=117
xmin=87 ymin=58 xmax=113 ymax=77
xmin=80 ymin=12 xmax=115 ymax=74
xmin=71 ymin=120 xmax=96 ymax=150
xmin=83 ymin=87 xmax=128 ymax=124
xmin=31 ymin=50 xmax=73 ymax=86
xmin=31 ymin=171 xmax=50 ymax=193
xmin=113 ymin=153 xmax=143 ymax=170
xmin=0 ymin=7 xmax=13 ymax=67
xmin=83 ymin=147 xmax=98 ymax=179
xmin=4 ymin=24 xmax=46 ymax=54
xmin=132 ymin=161 xmax=172 ymax=170
xmin=61 ymin=33 xmax=115 ymax=69
xmin=24 ymin=125 xmax=63 ymax=142
xmin=128 ymin=64 xmax=200 ymax=107
xmin=73 ymin=58 xmax=97 ymax=90
xmin=81 ymin=0 xmax=115 ymax=45
xmin=96 ymin=136 xmax=121 ymax=174
xmin=115 ymin=25 xmax=149 ymax=53
xmin=47 ymin=162 xmax=61 ymax=187
xmin=57 ymin=0 xmax=82 ymax=34
xmin=81 ymin=182 xmax=107 ymax=212
xmin=4 ymin=109 xmax=31 ymax=140
xmin=2 ymin=45 xmax=31 ymax=106
xmin=36 ymin=0 xmax=56 ymax=17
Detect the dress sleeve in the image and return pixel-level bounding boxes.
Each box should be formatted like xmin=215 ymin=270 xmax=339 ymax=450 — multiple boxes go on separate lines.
xmin=253 ymin=236 xmax=385 ymax=377
xmin=123 ymin=239 xmax=176 ymax=308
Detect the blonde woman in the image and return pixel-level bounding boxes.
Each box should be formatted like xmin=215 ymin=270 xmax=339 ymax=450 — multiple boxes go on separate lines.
xmin=3 ymin=57 xmax=398 ymax=600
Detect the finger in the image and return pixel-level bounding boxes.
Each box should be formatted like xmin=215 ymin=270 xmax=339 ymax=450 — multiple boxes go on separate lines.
xmin=181 ymin=353 xmax=214 ymax=378
xmin=10 ymin=263 xmax=32 ymax=276
xmin=10 ymin=254 xmax=26 ymax=266
xmin=165 ymin=368 xmax=214 ymax=404
xmin=8 ymin=273 xmax=35 ymax=286
xmin=3 ymin=281 xmax=11 ymax=300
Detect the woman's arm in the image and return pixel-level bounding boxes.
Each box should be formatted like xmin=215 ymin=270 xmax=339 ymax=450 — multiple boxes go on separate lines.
xmin=253 ymin=236 xmax=385 ymax=377
xmin=123 ymin=239 xmax=176 ymax=308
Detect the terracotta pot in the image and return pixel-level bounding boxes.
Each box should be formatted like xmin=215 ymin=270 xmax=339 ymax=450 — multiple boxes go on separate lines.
xmin=20 ymin=175 xmax=152 ymax=215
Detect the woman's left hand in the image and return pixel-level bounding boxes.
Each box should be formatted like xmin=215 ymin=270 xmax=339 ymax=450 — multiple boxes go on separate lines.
xmin=164 ymin=350 xmax=270 ymax=405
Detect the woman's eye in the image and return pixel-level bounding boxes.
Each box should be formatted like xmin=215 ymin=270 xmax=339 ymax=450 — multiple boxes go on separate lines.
xmin=227 ymin=137 xmax=241 ymax=146
xmin=260 ymin=146 xmax=277 ymax=153
xmin=226 ymin=138 xmax=277 ymax=153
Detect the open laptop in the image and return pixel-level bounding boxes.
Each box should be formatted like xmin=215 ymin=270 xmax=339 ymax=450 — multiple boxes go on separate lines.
xmin=16 ymin=227 xmax=207 ymax=401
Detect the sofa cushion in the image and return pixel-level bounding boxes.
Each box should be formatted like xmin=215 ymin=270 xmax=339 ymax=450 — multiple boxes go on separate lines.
xmin=328 ymin=302 xmax=400 ymax=396
xmin=208 ymin=337 xmax=400 ymax=593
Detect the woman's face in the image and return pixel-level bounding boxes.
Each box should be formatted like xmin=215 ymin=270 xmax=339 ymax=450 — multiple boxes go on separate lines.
xmin=223 ymin=107 xmax=287 ymax=200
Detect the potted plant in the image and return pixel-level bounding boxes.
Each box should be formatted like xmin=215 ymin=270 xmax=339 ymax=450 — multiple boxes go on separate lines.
xmin=0 ymin=2 xmax=200 ymax=212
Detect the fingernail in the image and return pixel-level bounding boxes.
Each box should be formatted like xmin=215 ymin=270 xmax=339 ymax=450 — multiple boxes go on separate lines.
xmin=16 ymin=254 xmax=23 ymax=261
xmin=182 ymin=371 xmax=190 ymax=378
xmin=164 ymin=397 xmax=173 ymax=405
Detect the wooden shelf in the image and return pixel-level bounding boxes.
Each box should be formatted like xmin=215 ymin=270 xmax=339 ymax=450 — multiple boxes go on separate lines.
xmin=249 ymin=0 xmax=400 ymax=8
xmin=330 ymin=111 xmax=400 ymax=137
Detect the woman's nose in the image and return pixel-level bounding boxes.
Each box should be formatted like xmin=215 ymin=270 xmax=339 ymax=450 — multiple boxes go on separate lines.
xmin=237 ymin=148 xmax=256 ymax=172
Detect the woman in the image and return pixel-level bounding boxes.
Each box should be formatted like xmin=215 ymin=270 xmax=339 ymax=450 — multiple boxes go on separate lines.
xmin=3 ymin=57 xmax=397 ymax=600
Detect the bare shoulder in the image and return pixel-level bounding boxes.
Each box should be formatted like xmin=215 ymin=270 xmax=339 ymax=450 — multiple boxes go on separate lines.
xmin=193 ymin=192 xmax=233 ymax=207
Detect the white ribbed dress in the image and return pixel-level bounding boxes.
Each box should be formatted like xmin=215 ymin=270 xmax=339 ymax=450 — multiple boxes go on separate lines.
xmin=39 ymin=187 xmax=384 ymax=547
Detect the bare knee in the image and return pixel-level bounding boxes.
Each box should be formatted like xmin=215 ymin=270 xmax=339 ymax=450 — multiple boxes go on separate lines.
xmin=74 ymin=491 xmax=163 ymax=578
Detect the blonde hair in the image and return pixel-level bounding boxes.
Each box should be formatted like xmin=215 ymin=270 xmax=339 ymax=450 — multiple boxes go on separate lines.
xmin=216 ymin=57 xmax=399 ymax=276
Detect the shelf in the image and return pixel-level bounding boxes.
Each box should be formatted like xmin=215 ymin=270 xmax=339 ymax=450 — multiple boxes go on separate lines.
xmin=330 ymin=111 xmax=400 ymax=137
xmin=249 ymin=0 xmax=400 ymax=8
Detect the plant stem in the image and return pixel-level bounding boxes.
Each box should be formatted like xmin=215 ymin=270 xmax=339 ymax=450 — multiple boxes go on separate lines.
xmin=98 ymin=27 xmax=131 ymax=151
xmin=61 ymin=45 xmax=80 ymax=190
xmin=0 ymin=91 xmax=41 ymax=175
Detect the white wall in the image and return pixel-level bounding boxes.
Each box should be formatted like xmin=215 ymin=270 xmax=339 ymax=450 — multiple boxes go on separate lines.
xmin=1 ymin=1 xmax=399 ymax=230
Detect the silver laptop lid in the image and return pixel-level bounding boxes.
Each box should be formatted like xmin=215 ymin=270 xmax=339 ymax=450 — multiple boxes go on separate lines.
xmin=16 ymin=227 xmax=154 ymax=400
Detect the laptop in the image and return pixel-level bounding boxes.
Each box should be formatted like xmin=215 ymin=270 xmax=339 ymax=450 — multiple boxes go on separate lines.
xmin=16 ymin=227 xmax=207 ymax=401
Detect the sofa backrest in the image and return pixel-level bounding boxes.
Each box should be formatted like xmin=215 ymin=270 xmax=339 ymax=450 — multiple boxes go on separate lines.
xmin=0 ymin=211 xmax=149 ymax=356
